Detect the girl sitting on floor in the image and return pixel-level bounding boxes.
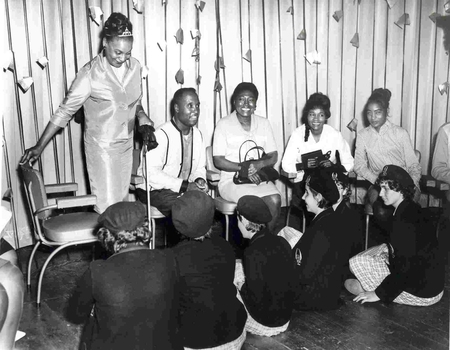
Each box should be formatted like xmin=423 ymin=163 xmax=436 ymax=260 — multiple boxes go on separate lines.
xmin=345 ymin=165 xmax=445 ymax=306
xmin=292 ymin=168 xmax=352 ymax=310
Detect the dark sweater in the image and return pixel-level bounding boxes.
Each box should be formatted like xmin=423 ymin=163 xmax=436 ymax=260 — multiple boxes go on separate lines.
xmin=375 ymin=200 xmax=445 ymax=303
xmin=67 ymin=247 xmax=182 ymax=350
xmin=292 ymin=208 xmax=349 ymax=310
xmin=334 ymin=200 xmax=364 ymax=259
xmin=240 ymin=228 xmax=295 ymax=327
xmin=172 ymin=235 xmax=247 ymax=349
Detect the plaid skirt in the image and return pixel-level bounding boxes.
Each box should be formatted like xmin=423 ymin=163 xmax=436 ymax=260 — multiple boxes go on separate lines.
xmin=349 ymin=244 xmax=443 ymax=306
xmin=236 ymin=290 xmax=289 ymax=337
xmin=184 ymin=329 xmax=246 ymax=350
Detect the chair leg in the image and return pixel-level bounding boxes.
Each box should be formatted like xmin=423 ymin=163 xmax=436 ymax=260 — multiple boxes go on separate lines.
xmin=365 ymin=214 xmax=370 ymax=250
xmin=286 ymin=206 xmax=292 ymax=227
xmin=151 ymin=218 xmax=156 ymax=249
xmin=36 ymin=244 xmax=72 ymax=306
xmin=27 ymin=242 xmax=41 ymax=287
xmin=302 ymin=210 xmax=306 ymax=233
xmin=225 ymin=214 xmax=230 ymax=242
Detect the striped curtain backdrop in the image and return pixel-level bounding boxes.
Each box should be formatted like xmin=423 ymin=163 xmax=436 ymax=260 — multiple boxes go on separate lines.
xmin=1 ymin=0 xmax=449 ymax=247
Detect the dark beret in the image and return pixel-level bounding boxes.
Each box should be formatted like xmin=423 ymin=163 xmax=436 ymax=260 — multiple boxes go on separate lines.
xmin=237 ymin=195 xmax=272 ymax=224
xmin=172 ymin=191 xmax=215 ymax=238
xmin=98 ymin=201 xmax=146 ymax=233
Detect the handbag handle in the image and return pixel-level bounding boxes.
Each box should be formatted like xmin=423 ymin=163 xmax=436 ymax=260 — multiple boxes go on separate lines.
xmin=239 ymin=139 xmax=264 ymax=163
xmin=244 ymin=146 xmax=265 ymax=162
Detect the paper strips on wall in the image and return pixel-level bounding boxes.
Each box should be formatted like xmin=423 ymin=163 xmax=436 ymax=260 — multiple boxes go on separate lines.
xmin=395 ymin=13 xmax=410 ymax=29
xmin=429 ymin=13 xmax=441 ymax=23
xmin=175 ymin=28 xmax=184 ymax=44
xmin=243 ymin=50 xmax=252 ymax=62
xmin=386 ymin=0 xmax=397 ymax=9
xmin=214 ymin=57 xmax=225 ymax=71
xmin=2 ymin=50 xmax=14 ymax=72
xmin=333 ymin=11 xmax=343 ymax=22
xmin=175 ymin=69 xmax=184 ymax=84
xmin=191 ymin=29 xmax=201 ymax=40
xmin=132 ymin=0 xmax=144 ymax=13
xmin=157 ymin=41 xmax=167 ymax=52
xmin=214 ymin=79 xmax=222 ymax=92
xmin=197 ymin=75 xmax=202 ymax=85
xmin=89 ymin=7 xmax=103 ymax=26
xmin=18 ymin=77 xmax=34 ymax=93
xmin=438 ymin=82 xmax=449 ymax=95
xmin=195 ymin=0 xmax=205 ymax=12
xmin=304 ymin=50 xmax=321 ymax=65
xmin=347 ymin=118 xmax=358 ymax=132
xmin=297 ymin=29 xmax=306 ymax=40
xmin=192 ymin=47 xmax=200 ymax=57
xmin=350 ymin=33 xmax=359 ymax=48
xmin=142 ymin=66 xmax=149 ymax=79
xmin=36 ymin=56 xmax=48 ymax=69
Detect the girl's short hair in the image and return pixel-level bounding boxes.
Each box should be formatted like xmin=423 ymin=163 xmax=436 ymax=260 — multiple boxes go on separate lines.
xmin=97 ymin=220 xmax=150 ymax=253
xmin=376 ymin=177 xmax=415 ymax=201
xmin=308 ymin=185 xmax=333 ymax=209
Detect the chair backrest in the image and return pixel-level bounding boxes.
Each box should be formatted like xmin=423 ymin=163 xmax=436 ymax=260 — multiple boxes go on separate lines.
xmin=20 ymin=164 xmax=50 ymax=220
xmin=206 ymin=146 xmax=220 ymax=172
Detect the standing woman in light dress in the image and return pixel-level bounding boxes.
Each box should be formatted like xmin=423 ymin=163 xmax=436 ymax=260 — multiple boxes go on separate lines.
xmin=20 ymin=12 xmax=156 ymax=213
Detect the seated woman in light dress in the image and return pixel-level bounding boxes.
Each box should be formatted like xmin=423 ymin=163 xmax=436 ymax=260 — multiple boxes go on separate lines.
xmin=354 ymin=88 xmax=421 ymax=223
xmin=281 ymin=93 xmax=354 ymax=225
xmin=213 ymin=82 xmax=281 ymax=231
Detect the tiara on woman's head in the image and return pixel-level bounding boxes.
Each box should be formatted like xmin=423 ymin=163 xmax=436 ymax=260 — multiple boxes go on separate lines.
xmin=118 ymin=27 xmax=133 ymax=37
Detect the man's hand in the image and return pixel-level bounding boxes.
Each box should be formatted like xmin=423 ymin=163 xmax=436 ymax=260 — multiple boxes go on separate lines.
xmin=138 ymin=125 xmax=158 ymax=151
xmin=195 ymin=178 xmax=208 ymax=192
xmin=187 ymin=182 xmax=202 ymax=192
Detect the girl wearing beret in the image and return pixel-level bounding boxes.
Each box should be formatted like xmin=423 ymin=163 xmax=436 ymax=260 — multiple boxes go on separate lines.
xmin=292 ymin=168 xmax=352 ymax=310
xmin=345 ymin=165 xmax=444 ymax=306
xmin=67 ymin=202 xmax=182 ymax=350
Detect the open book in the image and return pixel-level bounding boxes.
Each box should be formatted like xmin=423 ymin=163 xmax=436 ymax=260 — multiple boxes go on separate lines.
xmin=277 ymin=226 xmax=303 ymax=249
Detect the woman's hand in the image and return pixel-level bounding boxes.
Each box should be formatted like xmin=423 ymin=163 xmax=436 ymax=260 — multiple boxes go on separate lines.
xmin=20 ymin=146 xmax=43 ymax=165
xmin=248 ymin=161 xmax=264 ymax=176
xmin=353 ymin=291 xmax=380 ymax=304
xmin=248 ymin=173 xmax=261 ymax=185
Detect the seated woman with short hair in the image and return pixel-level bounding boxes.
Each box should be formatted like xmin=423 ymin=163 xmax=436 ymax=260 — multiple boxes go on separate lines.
xmin=213 ymin=82 xmax=281 ymax=232
xmin=345 ymin=165 xmax=444 ymax=306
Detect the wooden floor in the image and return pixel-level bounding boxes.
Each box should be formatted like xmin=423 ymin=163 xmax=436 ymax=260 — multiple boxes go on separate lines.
xmin=13 ymin=206 xmax=450 ymax=350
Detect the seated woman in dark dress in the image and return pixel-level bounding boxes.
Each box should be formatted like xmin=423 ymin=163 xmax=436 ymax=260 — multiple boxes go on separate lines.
xmin=292 ymin=168 xmax=353 ymax=311
xmin=67 ymin=201 xmax=182 ymax=350
xmin=345 ymin=165 xmax=444 ymax=306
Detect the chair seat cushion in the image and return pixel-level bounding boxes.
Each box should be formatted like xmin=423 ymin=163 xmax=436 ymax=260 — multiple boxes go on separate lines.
xmin=214 ymin=197 xmax=237 ymax=215
xmin=43 ymin=212 xmax=99 ymax=243
xmin=150 ymin=206 xmax=165 ymax=218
